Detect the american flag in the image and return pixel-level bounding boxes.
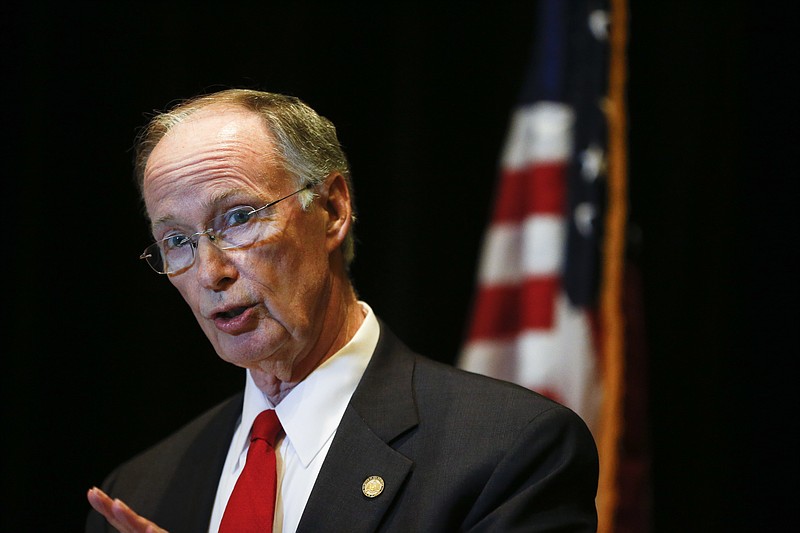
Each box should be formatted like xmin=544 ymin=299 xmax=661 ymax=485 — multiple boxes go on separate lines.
xmin=458 ymin=0 xmax=631 ymax=530
xmin=459 ymin=0 xmax=609 ymax=433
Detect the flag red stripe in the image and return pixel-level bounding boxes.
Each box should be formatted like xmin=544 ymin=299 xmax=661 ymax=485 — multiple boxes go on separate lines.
xmin=467 ymin=276 xmax=561 ymax=340
xmin=491 ymin=163 xmax=567 ymax=223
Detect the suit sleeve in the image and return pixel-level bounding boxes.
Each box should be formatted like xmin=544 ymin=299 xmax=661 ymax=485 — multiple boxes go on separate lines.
xmin=464 ymin=405 xmax=599 ymax=532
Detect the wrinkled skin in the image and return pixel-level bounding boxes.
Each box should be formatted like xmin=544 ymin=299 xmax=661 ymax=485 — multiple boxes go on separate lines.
xmin=89 ymin=103 xmax=364 ymax=532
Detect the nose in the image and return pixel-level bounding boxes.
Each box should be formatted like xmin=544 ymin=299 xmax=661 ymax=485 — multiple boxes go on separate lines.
xmin=193 ymin=235 xmax=238 ymax=290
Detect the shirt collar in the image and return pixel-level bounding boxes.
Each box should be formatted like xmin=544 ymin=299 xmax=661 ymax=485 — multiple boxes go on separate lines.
xmin=240 ymin=301 xmax=379 ymax=467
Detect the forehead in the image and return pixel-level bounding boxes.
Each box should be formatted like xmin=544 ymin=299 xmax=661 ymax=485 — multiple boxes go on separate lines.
xmin=148 ymin=104 xmax=271 ymax=165
xmin=143 ymin=105 xmax=285 ymax=219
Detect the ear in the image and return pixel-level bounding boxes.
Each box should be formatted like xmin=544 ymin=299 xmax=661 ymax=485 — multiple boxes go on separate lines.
xmin=322 ymin=172 xmax=352 ymax=254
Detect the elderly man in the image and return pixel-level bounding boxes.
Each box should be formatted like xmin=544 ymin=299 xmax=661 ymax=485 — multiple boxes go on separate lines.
xmin=86 ymin=89 xmax=598 ymax=533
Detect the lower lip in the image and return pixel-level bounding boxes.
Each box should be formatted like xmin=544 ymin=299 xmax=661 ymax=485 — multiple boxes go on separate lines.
xmin=213 ymin=306 xmax=258 ymax=335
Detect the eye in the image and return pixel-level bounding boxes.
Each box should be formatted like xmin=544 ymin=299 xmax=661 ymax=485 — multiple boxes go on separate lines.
xmin=162 ymin=233 xmax=191 ymax=251
xmin=223 ymin=206 xmax=257 ymax=228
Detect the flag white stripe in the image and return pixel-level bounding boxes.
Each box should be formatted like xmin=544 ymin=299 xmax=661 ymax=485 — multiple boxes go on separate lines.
xmin=460 ymin=293 xmax=602 ymax=430
xmin=501 ymin=102 xmax=575 ymax=169
xmin=477 ymin=215 xmax=566 ymax=285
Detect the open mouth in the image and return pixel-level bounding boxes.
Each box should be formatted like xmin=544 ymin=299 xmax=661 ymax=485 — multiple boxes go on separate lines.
xmin=217 ymin=306 xmax=249 ymax=319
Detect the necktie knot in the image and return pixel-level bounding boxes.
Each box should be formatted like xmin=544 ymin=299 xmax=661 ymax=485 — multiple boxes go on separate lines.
xmin=251 ymin=409 xmax=283 ymax=447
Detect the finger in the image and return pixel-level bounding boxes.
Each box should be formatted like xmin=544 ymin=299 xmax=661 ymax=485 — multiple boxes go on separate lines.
xmin=87 ymin=487 xmax=130 ymax=531
xmin=111 ymin=498 xmax=169 ymax=533
xmin=110 ymin=498 xmax=158 ymax=532
xmin=87 ymin=487 xmax=168 ymax=533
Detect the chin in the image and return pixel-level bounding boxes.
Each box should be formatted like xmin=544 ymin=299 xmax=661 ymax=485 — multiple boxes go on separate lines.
xmin=214 ymin=336 xmax=270 ymax=367
xmin=216 ymin=347 xmax=261 ymax=368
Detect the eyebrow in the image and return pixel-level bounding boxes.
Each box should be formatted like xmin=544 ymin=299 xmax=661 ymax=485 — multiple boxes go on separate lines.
xmin=150 ymin=188 xmax=258 ymax=229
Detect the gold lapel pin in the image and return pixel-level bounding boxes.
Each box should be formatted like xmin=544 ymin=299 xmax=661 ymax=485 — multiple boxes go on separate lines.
xmin=362 ymin=475 xmax=385 ymax=498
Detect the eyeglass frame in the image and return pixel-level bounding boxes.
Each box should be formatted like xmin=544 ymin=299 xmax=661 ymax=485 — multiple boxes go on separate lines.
xmin=139 ymin=183 xmax=314 ymax=275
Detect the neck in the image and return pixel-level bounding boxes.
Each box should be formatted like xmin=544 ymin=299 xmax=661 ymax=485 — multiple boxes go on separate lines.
xmin=252 ymin=278 xmax=365 ymax=405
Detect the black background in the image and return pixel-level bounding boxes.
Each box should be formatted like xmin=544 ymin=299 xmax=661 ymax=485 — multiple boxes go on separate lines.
xmin=3 ymin=2 xmax=795 ymax=532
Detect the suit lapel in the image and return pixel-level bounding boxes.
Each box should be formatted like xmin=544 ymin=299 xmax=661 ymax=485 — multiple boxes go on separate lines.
xmin=297 ymin=322 xmax=419 ymax=533
xmin=153 ymin=393 xmax=243 ymax=532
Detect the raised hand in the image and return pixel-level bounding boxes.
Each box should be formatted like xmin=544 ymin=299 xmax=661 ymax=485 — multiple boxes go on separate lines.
xmin=87 ymin=487 xmax=168 ymax=533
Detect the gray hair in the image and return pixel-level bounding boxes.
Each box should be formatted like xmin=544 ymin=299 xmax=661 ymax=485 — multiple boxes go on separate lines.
xmin=134 ymin=88 xmax=356 ymax=266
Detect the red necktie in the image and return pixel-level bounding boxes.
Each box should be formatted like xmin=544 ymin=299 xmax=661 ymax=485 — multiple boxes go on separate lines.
xmin=219 ymin=409 xmax=283 ymax=533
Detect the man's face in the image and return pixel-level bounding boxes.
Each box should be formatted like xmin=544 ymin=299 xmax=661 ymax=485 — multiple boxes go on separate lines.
xmin=142 ymin=105 xmax=341 ymax=383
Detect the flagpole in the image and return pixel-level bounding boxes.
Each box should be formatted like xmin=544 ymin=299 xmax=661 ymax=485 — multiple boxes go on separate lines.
xmin=596 ymin=0 xmax=629 ymax=531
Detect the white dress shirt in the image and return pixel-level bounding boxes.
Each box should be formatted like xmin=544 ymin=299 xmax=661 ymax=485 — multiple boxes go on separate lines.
xmin=208 ymin=302 xmax=379 ymax=533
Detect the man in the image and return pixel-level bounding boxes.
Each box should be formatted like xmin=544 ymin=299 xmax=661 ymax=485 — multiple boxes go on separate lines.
xmin=86 ymin=89 xmax=599 ymax=532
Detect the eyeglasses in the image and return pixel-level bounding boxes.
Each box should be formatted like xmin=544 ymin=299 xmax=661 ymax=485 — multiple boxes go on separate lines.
xmin=140 ymin=184 xmax=312 ymax=275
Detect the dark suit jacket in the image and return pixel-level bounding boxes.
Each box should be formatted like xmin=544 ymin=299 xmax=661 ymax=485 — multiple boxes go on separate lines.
xmin=87 ymin=322 xmax=598 ymax=532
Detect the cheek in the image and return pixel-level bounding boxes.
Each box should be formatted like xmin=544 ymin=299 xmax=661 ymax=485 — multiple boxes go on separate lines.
xmin=277 ymin=246 xmax=328 ymax=294
xmin=174 ymin=281 xmax=222 ymax=339
xmin=170 ymin=277 xmax=191 ymax=299
xmin=245 ymin=240 xmax=330 ymax=313
xmin=248 ymin=232 xmax=324 ymax=283
xmin=170 ymin=278 xmax=203 ymax=316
